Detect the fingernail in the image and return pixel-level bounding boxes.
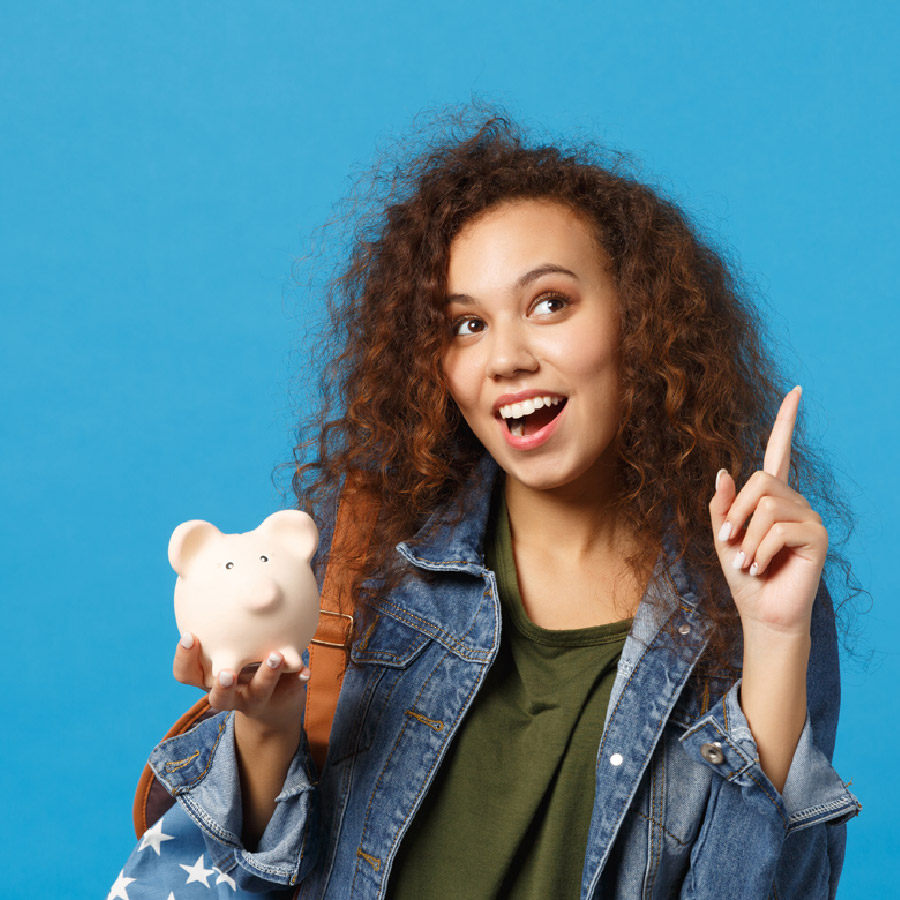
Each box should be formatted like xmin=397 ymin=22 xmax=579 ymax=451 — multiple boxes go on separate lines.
xmin=266 ymin=652 xmax=282 ymax=669
xmin=749 ymin=561 xmax=759 ymax=577
xmin=732 ymin=550 xmax=746 ymax=570
xmin=179 ymin=631 xmax=194 ymax=650
xmin=715 ymin=469 xmax=728 ymax=491
xmin=298 ymin=670 xmax=310 ymax=682
xmin=218 ymin=670 xmax=234 ymax=688
xmin=718 ymin=521 xmax=733 ymax=542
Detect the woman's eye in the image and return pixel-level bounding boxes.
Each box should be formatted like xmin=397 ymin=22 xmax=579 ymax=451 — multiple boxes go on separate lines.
xmin=451 ymin=317 xmax=485 ymax=337
xmin=532 ymin=293 xmax=569 ymax=316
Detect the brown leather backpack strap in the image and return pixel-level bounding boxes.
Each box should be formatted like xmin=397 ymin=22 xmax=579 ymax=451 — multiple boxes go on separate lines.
xmin=133 ymin=695 xmax=213 ymax=838
xmin=304 ymin=480 xmax=379 ymax=773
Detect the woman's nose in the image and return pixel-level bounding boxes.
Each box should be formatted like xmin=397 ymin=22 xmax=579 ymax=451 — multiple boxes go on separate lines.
xmin=486 ymin=322 xmax=538 ymax=379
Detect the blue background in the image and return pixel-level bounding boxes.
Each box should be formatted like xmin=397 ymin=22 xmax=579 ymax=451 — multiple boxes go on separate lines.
xmin=1 ymin=2 xmax=896 ymax=897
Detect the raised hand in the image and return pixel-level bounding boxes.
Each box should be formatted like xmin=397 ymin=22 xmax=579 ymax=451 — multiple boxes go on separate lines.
xmin=708 ymin=386 xmax=828 ymax=637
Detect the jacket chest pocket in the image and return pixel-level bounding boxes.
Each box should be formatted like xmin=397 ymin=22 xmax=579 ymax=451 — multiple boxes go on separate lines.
xmin=351 ymin=613 xmax=432 ymax=668
xmin=329 ymin=613 xmax=434 ymax=764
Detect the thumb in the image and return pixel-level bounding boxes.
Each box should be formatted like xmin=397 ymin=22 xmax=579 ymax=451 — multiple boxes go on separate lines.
xmin=709 ymin=468 xmax=736 ymax=550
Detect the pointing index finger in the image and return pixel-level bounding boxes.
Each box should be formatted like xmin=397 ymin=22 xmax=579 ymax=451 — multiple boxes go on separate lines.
xmin=763 ymin=386 xmax=802 ymax=482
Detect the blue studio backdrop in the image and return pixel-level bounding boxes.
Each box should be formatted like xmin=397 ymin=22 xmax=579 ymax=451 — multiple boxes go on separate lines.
xmin=1 ymin=2 xmax=896 ymax=898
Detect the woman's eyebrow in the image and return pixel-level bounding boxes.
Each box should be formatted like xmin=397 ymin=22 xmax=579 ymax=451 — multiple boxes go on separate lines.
xmin=445 ymin=264 xmax=579 ymax=305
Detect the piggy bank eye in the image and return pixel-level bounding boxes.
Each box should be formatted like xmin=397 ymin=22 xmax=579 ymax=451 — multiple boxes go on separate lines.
xmin=225 ymin=562 xmax=234 ymax=570
xmin=259 ymin=555 xmax=269 ymax=562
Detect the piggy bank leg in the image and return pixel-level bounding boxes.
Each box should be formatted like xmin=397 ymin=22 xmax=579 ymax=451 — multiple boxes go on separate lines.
xmin=279 ymin=647 xmax=304 ymax=672
xmin=209 ymin=653 xmax=241 ymax=680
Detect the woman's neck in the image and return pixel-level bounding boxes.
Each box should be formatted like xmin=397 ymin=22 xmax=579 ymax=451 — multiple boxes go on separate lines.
xmin=503 ymin=461 xmax=625 ymax=559
xmin=501 ymin=461 xmax=646 ymax=628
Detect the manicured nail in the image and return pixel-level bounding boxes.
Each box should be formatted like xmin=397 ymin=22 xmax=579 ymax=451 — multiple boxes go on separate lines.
xmin=298 ymin=670 xmax=310 ymax=682
xmin=732 ymin=550 xmax=746 ymax=570
xmin=749 ymin=561 xmax=759 ymax=577
xmin=179 ymin=631 xmax=194 ymax=650
xmin=266 ymin=652 xmax=282 ymax=669
xmin=715 ymin=469 xmax=728 ymax=491
xmin=718 ymin=521 xmax=733 ymax=542
xmin=218 ymin=670 xmax=235 ymax=688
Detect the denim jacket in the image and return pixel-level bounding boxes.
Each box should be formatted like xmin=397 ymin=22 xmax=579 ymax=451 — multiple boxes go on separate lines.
xmin=148 ymin=457 xmax=859 ymax=899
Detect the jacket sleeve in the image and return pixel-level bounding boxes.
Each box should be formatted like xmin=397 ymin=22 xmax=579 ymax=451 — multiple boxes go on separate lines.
xmin=677 ymin=581 xmax=860 ymax=899
xmin=147 ymin=706 xmax=319 ymax=890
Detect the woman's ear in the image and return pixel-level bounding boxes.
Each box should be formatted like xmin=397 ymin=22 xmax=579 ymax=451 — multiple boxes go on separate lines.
xmin=168 ymin=519 xmax=221 ymax=575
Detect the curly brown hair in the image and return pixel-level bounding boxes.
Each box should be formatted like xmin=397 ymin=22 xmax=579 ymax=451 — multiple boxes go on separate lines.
xmin=290 ymin=104 xmax=862 ymax=674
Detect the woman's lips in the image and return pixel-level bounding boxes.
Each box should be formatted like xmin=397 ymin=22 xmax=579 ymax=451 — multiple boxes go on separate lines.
xmin=499 ymin=398 xmax=567 ymax=450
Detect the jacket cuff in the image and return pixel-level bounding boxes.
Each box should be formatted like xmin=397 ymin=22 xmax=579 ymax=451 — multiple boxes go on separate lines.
xmin=679 ymin=680 xmax=860 ymax=834
xmin=149 ymin=711 xmax=318 ymax=885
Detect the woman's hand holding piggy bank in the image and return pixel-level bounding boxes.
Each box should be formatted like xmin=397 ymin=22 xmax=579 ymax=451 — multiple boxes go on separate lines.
xmin=169 ymin=510 xmax=320 ymax=728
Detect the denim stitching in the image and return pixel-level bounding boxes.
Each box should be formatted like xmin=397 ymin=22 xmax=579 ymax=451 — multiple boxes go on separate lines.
xmin=165 ymin=750 xmax=200 ymax=772
xmin=356 ymin=848 xmax=382 ymax=871
xmin=650 ymin=742 xmax=666 ymax=894
xmin=637 ymin=812 xmax=688 ymax=847
xmin=370 ymin=598 xmax=490 ymax=661
xmin=746 ymin=770 xmax=788 ymax=829
xmin=351 ymin=649 xmax=451 ymax=894
xmin=597 ymin=609 xmax=683 ymax=761
xmin=169 ymin=716 xmax=228 ymax=787
xmin=680 ymin=716 xmax=758 ymax=780
xmin=179 ymin=794 xmax=242 ymax=851
xmin=788 ymin=796 xmax=859 ymax=824
xmin=358 ymin=617 xmax=378 ymax=652
xmin=331 ymin=665 xmax=395 ymax=765
xmin=370 ymin=578 xmax=496 ymax=662
xmin=404 ymin=709 xmax=445 ymax=731
xmin=384 ymin=656 xmax=484 ymax=884
xmin=406 ymin=551 xmax=480 ymax=569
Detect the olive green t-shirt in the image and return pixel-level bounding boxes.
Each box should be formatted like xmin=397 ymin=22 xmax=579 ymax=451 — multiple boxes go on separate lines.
xmin=386 ymin=491 xmax=632 ymax=900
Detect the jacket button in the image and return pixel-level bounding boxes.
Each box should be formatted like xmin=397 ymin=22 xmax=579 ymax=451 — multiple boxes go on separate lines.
xmin=700 ymin=742 xmax=725 ymax=765
xmin=678 ymin=623 xmax=691 ymax=635
xmin=609 ymin=753 xmax=624 ymax=766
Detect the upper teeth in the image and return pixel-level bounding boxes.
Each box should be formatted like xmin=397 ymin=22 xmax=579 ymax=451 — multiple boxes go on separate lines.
xmin=498 ymin=395 xmax=562 ymax=420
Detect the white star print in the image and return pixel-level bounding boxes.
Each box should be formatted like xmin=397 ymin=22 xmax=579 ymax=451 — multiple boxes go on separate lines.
xmin=166 ymin=894 xmax=176 ymax=900
xmin=180 ymin=853 xmax=215 ymax=886
xmin=139 ymin=818 xmax=175 ymax=855
xmin=213 ymin=867 xmax=238 ymax=890
xmin=107 ymin=870 xmax=136 ymax=900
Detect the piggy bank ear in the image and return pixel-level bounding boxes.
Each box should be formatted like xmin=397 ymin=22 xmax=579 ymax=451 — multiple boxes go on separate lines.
xmin=168 ymin=520 xmax=221 ymax=575
xmin=258 ymin=509 xmax=319 ymax=561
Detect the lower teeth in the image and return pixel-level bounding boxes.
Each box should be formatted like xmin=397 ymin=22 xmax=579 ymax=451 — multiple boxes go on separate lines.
xmin=510 ymin=422 xmax=525 ymax=437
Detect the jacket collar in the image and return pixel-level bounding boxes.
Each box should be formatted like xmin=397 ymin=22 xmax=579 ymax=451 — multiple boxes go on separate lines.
xmin=396 ymin=454 xmax=700 ymax=608
xmin=395 ymin=454 xmax=499 ymax=575
xmin=390 ymin=454 xmax=704 ymax=653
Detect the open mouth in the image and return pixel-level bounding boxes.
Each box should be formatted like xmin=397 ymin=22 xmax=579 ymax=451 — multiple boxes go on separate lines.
xmin=498 ymin=395 xmax=567 ymax=438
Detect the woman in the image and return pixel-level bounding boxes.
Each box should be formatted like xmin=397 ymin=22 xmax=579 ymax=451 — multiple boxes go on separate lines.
xmin=119 ymin=112 xmax=860 ymax=899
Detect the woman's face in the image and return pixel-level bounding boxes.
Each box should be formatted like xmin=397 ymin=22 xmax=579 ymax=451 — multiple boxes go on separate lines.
xmin=443 ymin=199 xmax=622 ymax=495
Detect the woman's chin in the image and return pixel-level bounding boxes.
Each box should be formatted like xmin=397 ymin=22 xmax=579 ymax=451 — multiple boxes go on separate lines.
xmin=493 ymin=448 xmax=618 ymax=499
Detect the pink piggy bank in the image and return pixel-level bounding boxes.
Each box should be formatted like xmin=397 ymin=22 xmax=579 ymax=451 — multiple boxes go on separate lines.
xmin=168 ymin=510 xmax=320 ymax=678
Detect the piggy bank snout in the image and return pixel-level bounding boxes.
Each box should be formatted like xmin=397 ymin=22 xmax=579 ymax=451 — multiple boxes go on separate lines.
xmin=244 ymin=578 xmax=283 ymax=612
